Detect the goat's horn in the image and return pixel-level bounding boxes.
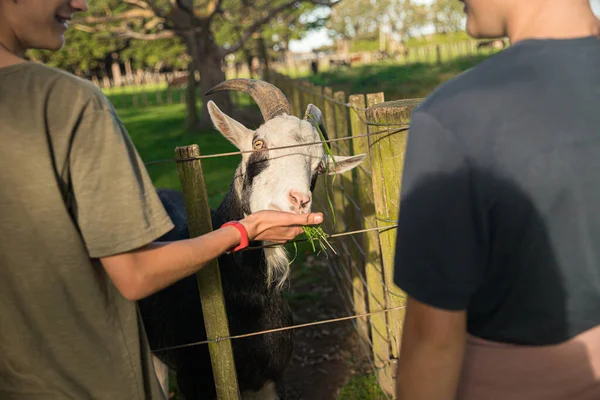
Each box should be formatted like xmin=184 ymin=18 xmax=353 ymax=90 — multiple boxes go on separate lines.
xmin=205 ymin=79 xmax=292 ymax=122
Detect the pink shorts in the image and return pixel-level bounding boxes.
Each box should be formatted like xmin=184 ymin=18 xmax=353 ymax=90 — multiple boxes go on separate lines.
xmin=457 ymin=325 xmax=600 ymax=400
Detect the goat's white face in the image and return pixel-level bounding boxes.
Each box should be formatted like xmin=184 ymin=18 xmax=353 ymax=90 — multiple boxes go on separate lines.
xmin=207 ymin=101 xmax=366 ymax=217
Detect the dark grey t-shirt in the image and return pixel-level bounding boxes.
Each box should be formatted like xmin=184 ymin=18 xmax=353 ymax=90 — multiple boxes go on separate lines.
xmin=393 ymin=36 xmax=600 ymax=346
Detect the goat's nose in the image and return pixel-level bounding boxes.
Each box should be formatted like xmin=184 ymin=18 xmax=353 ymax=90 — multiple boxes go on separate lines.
xmin=289 ymin=190 xmax=311 ymax=210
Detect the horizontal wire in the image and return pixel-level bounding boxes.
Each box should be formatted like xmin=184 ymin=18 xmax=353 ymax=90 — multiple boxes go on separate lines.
xmin=233 ymin=224 xmax=398 ymax=254
xmin=144 ymin=126 xmax=408 ymax=166
xmin=152 ymin=305 xmax=406 ymax=353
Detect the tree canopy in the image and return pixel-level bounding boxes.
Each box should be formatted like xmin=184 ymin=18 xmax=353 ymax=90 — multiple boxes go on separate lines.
xmin=326 ymin=0 xmax=465 ymax=44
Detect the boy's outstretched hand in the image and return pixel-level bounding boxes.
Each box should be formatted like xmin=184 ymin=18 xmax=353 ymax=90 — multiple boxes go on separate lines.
xmin=240 ymin=211 xmax=324 ymax=243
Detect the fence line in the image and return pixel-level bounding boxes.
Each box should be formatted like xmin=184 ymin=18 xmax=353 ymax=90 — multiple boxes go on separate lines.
xmin=261 ymin=70 xmax=425 ymax=397
xmin=143 ymin=125 xmax=409 ymax=166
xmin=79 ymin=37 xmax=508 ymax=399
xmin=134 ymin=66 xmax=422 ymax=397
xmin=236 ymin=224 xmax=399 ymax=253
xmin=152 ymin=304 xmax=406 ymax=353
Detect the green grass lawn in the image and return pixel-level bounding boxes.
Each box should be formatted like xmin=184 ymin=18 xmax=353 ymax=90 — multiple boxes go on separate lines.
xmin=112 ymin=102 xmax=240 ymax=208
xmin=305 ymin=53 xmax=494 ymax=100
xmin=340 ymin=372 xmax=388 ymax=400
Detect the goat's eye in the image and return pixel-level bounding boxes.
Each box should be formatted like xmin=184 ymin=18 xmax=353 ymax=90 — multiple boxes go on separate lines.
xmin=317 ymin=163 xmax=327 ymax=174
xmin=253 ymin=140 xmax=264 ymax=150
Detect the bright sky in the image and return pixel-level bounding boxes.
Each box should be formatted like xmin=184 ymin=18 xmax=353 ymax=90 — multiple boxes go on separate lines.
xmin=289 ymin=0 xmax=600 ymax=53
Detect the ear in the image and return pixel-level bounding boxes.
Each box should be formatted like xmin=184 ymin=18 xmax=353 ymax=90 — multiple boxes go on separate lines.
xmin=325 ymin=154 xmax=367 ymax=175
xmin=207 ymin=100 xmax=253 ymax=150
xmin=304 ymin=104 xmax=329 ymax=141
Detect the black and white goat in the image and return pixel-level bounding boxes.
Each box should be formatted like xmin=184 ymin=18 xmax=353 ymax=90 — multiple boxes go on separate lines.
xmin=138 ymin=79 xmax=366 ymax=400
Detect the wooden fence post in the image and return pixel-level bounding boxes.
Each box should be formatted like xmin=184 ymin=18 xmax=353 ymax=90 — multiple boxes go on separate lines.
xmin=291 ymin=80 xmax=302 ymax=118
xmin=175 ymin=145 xmax=240 ymax=400
xmin=338 ymin=92 xmax=370 ymax=343
xmin=322 ymin=86 xmax=356 ymax=309
xmin=349 ymin=93 xmax=394 ymax=396
xmin=310 ymin=85 xmax=333 ymax=232
xmin=365 ymin=98 xmax=423 ymax=387
xmin=323 ymin=86 xmax=341 ymax=236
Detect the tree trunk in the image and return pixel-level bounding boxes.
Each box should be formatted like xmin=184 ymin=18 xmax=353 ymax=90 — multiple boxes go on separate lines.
xmin=185 ymin=62 xmax=200 ymax=131
xmin=256 ymin=34 xmax=270 ymax=82
xmin=182 ymin=30 xmax=233 ymax=130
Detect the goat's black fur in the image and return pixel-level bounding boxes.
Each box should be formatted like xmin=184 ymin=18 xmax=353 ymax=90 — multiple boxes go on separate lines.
xmin=138 ymin=114 xmax=330 ymax=399
xmin=138 ymin=183 xmax=293 ymax=399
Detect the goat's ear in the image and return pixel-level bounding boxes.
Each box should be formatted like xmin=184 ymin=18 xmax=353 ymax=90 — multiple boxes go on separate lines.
xmin=207 ymin=100 xmax=253 ymax=150
xmin=324 ymin=154 xmax=367 ymax=175
xmin=304 ymin=104 xmax=329 ymax=141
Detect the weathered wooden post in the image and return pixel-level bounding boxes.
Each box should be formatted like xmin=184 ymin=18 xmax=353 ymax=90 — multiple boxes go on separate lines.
xmin=337 ymin=91 xmax=370 ymax=341
xmin=310 ymin=85 xmax=332 ymax=231
xmin=291 ymin=79 xmax=302 ymax=118
xmin=175 ymin=145 xmax=240 ymax=400
xmin=349 ymin=93 xmax=394 ymax=396
xmin=365 ymin=98 xmax=423 ymax=396
xmin=323 ymin=87 xmax=339 ymax=235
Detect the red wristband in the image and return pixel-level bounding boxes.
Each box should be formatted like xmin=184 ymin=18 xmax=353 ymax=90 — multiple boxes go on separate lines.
xmin=221 ymin=221 xmax=249 ymax=252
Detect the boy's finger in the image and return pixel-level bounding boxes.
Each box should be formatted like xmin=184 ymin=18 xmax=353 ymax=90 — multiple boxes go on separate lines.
xmin=302 ymin=212 xmax=323 ymax=225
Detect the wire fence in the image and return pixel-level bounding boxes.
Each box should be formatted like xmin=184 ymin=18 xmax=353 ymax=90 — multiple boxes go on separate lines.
xmin=80 ymin=36 xmax=514 ymax=399
xmin=105 ymin=58 xmax=427 ymax=397
xmin=94 ymin=38 xmax=509 ymax=112
xmin=264 ymin=70 xmax=424 ymax=398
xmin=136 ymin=84 xmax=413 ymax=397
xmin=272 ymin=38 xmax=509 ymax=78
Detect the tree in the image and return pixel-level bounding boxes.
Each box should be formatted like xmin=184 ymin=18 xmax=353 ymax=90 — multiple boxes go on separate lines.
xmin=27 ymin=28 xmax=124 ymax=75
xmin=429 ymin=0 xmax=465 ymax=34
xmin=75 ymin=0 xmax=338 ymax=130
xmin=326 ymin=0 xmax=385 ymax=40
xmin=386 ymin=0 xmax=429 ymax=44
xmin=326 ymin=0 xmax=465 ymax=50
xmin=326 ymin=0 xmax=429 ymax=49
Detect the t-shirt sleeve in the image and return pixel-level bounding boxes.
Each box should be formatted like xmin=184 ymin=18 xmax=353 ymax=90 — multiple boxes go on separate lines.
xmin=69 ymin=107 xmax=175 ymax=259
xmin=393 ymin=110 xmax=487 ymax=311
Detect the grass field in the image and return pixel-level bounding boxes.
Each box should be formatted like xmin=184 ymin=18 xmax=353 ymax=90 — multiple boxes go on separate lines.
xmin=104 ymin=88 xmax=264 ymax=208
xmin=306 ymin=53 xmax=493 ymax=100
xmin=112 ymin=102 xmax=239 ymax=208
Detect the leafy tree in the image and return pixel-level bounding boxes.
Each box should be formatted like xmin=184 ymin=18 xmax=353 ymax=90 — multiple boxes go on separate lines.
xmin=429 ymin=0 xmax=465 ymax=34
xmin=326 ymin=0 xmax=385 ymax=40
xmin=75 ymin=0 xmax=338 ymax=129
xmin=121 ymin=37 xmax=189 ymax=71
xmin=27 ymin=28 xmax=123 ymax=75
xmin=326 ymin=0 xmax=463 ymax=49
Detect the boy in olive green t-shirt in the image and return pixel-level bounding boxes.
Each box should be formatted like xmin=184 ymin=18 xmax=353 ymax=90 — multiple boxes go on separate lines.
xmin=0 ymin=1 xmax=322 ymax=398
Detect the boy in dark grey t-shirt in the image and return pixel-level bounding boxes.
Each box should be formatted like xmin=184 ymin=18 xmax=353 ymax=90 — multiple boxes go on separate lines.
xmin=393 ymin=1 xmax=600 ymax=399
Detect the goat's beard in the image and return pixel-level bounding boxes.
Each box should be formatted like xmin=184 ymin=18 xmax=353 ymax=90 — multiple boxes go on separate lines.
xmin=264 ymin=245 xmax=291 ymax=292
xmin=233 ymin=169 xmax=292 ymax=292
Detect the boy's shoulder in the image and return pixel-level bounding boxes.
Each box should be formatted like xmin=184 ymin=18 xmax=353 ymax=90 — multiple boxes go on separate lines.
xmin=4 ymin=62 xmax=113 ymax=113
xmin=417 ymin=44 xmax=533 ymax=118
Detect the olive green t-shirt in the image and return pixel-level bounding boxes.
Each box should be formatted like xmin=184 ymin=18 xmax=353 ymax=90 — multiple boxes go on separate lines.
xmin=0 ymin=62 xmax=175 ymax=399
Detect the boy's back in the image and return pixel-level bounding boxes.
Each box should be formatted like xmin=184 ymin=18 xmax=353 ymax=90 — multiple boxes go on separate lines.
xmin=394 ymin=36 xmax=600 ymax=399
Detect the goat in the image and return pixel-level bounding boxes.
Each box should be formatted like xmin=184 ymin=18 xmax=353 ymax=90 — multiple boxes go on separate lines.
xmin=138 ymin=78 xmax=366 ymax=400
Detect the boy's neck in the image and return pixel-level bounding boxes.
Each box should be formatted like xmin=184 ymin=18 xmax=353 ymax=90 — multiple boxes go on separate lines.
xmin=0 ymin=40 xmax=26 ymax=69
xmin=507 ymin=1 xmax=600 ymax=44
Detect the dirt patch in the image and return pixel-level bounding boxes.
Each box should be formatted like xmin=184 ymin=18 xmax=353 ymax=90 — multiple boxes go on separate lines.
xmin=278 ymin=254 xmax=375 ymax=400
xmin=164 ymin=252 xmax=377 ymax=400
